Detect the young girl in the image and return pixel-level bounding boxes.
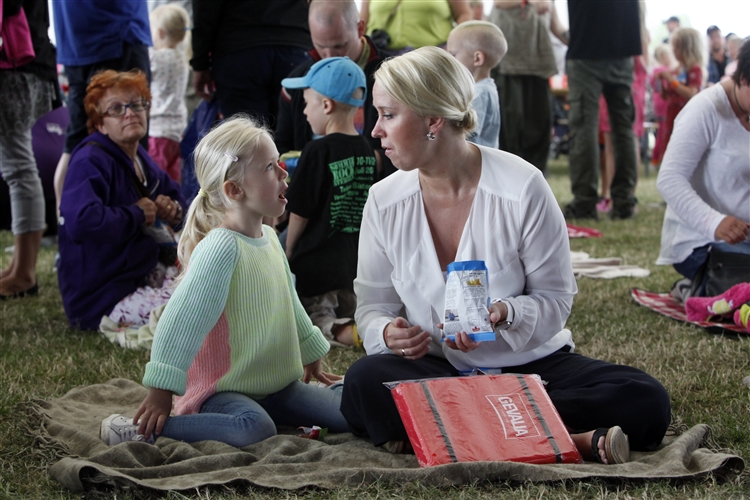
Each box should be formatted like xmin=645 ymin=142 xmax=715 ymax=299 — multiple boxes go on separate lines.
xmin=652 ymin=27 xmax=704 ymax=165
xmin=100 ymin=116 xmax=348 ymax=448
xmin=650 ymin=44 xmax=676 ymax=169
xmin=148 ymin=4 xmax=190 ymax=183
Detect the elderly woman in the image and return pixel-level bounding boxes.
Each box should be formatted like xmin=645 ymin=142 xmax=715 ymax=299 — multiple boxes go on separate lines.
xmin=656 ymin=38 xmax=750 ymax=298
xmin=58 ymin=70 xmax=185 ymax=330
xmin=340 ymin=47 xmax=671 ymax=463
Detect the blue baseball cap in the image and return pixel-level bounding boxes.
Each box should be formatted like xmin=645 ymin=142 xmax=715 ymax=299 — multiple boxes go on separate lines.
xmin=281 ymin=57 xmax=366 ymax=107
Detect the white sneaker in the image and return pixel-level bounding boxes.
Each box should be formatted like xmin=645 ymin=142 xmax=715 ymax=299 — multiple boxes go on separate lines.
xmin=670 ymin=278 xmax=692 ymax=303
xmin=315 ymin=377 xmax=344 ymax=389
xmin=100 ymin=414 xmax=154 ymax=445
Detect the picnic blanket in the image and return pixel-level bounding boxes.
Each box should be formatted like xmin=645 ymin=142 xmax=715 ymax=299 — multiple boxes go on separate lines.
xmin=567 ymin=223 xmax=602 ymax=238
xmin=630 ymin=289 xmax=749 ymax=335
xmin=27 ymin=379 xmax=744 ymax=494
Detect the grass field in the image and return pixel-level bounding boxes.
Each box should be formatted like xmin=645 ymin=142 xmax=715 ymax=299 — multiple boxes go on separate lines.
xmin=0 ymin=159 xmax=748 ymax=499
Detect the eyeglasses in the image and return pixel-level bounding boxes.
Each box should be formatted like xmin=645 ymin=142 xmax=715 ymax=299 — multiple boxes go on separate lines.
xmin=102 ymin=100 xmax=150 ymax=117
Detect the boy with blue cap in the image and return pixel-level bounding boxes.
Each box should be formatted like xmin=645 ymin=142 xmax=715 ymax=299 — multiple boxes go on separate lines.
xmin=281 ymin=57 xmax=376 ymax=348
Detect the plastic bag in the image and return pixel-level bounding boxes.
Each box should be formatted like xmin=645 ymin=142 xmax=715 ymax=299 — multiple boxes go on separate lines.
xmin=442 ymin=260 xmax=495 ymax=342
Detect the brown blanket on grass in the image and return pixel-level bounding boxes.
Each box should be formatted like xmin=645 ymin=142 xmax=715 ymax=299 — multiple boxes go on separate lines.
xmin=27 ymin=379 xmax=744 ymax=493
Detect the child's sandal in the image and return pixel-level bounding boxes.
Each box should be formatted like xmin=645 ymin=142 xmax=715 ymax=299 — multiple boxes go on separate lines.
xmin=591 ymin=426 xmax=630 ymax=464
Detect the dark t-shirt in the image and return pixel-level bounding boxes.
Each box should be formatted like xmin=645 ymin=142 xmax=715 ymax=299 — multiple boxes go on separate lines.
xmin=286 ymin=133 xmax=377 ymax=297
xmin=566 ymin=0 xmax=641 ymax=60
xmin=708 ymin=53 xmax=728 ymax=84
xmin=191 ymin=0 xmax=311 ymax=71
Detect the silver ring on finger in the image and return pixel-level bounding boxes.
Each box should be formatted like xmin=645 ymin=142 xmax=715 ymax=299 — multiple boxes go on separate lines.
xmin=401 ymin=348 xmax=406 ymax=357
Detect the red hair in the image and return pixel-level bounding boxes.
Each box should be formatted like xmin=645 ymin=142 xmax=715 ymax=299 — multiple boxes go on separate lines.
xmin=84 ymin=69 xmax=151 ymax=133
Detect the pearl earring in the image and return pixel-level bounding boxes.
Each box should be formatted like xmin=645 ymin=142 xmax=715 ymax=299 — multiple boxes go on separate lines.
xmin=426 ymin=131 xmax=436 ymax=141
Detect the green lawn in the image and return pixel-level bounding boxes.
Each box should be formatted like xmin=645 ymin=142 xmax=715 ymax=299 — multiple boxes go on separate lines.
xmin=0 ymin=158 xmax=748 ymax=499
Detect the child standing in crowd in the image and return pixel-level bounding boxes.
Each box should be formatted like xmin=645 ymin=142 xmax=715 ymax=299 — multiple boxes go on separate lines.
xmin=281 ymin=57 xmax=376 ymax=348
xmin=652 ymin=28 xmax=703 ymax=165
xmin=100 ymin=116 xmax=348 ymax=447
xmin=723 ymin=34 xmax=742 ymax=80
xmin=446 ymin=21 xmax=507 ymax=148
xmin=650 ymin=44 xmax=676 ymax=169
xmin=148 ymin=4 xmax=190 ymax=183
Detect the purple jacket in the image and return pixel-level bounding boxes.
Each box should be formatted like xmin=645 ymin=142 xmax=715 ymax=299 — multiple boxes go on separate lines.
xmin=57 ymin=132 xmax=185 ymax=330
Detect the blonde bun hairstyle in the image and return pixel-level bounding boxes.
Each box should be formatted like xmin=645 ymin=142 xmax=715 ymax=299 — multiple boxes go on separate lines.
xmin=374 ymin=46 xmax=477 ymax=134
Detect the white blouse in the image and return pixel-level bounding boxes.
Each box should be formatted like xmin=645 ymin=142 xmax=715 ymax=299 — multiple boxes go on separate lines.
xmin=354 ymin=145 xmax=577 ymax=371
xmin=656 ymin=84 xmax=750 ymax=265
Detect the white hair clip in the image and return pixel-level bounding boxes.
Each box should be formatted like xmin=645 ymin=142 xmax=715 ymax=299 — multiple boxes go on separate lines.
xmin=224 ymin=152 xmax=238 ymax=162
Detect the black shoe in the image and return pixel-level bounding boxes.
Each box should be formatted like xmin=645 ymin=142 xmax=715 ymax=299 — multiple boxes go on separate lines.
xmin=0 ymin=282 xmax=39 ymax=300
xmin=563 ymin=203 xmax=598 ymax=221
xmin=610 ymin=205 xmax=635 ymax=220
xmin=609 ymin=210 xmax=634 ymax=220
xmin=610 ymin=198 xmax=637 ymax=220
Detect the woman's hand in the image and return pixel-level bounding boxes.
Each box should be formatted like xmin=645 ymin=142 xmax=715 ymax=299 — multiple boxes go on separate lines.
xmin=435 ymin=322 xmax=480 ymax=352
xmin=154 ymin=195 xmax=182 ymax=226
xmin=303 ymin=358 xmax=343 ymax=386
xmin=488 ymin=301 xmax=509 ymax=328
xmin=442 ymin=302 xmax=510 ymax=353
xmin=715 ymin=215 xmax=750 ymax=244
xmin=134 ymin=387 xmax=173 ymax=440
xmin=384 ymin=317 xmax=432 ymax=360
xmin=135 ymin=197 xmax=156 ymax=226
xmin=444 ymin=331 xmax=480 ymax=352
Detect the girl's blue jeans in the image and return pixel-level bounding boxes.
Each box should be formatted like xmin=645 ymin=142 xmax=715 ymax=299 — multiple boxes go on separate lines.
xmin=160 ymin=381 xmax=348 ymax=448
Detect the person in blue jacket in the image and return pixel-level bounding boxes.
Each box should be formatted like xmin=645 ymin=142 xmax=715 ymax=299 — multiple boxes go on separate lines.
xmin=52 ymin=0 xmax=152 ymax=211
xmin=58 ymin=70 xmax=185 ymax=330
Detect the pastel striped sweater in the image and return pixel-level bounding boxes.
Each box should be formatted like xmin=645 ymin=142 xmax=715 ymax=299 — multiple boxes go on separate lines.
xmin=143 ymin=227 xmax=330 ymax=415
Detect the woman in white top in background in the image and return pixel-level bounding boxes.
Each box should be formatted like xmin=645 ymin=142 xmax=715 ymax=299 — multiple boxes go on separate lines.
xmin=340 ymin=46 xmax=671 ymax=463
xmin=656 ymin=37 xmax=750 ymax=297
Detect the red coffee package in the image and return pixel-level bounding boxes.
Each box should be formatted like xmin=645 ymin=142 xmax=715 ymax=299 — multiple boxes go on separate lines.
xmin=389 ymin=374 xmax=582 ymax=467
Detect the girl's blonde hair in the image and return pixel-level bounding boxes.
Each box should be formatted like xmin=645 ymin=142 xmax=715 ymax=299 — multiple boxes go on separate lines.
xmin=150 ymin=3 xmax=190 ymax=45
xmin=671 ymin=27 xmax=704 ymax=72
xmin=374 ymin=46 xmax=477 ymax=134
xmin=178 ymin=115 xmax=272 ymax=270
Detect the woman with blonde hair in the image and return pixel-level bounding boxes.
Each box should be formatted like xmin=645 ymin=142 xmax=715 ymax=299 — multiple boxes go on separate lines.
xmin=340 ymin=46 xmax=671 ymax=463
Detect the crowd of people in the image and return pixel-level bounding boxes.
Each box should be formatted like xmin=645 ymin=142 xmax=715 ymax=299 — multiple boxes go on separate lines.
xmin=2 ymin=0 xmax=748 ymax=467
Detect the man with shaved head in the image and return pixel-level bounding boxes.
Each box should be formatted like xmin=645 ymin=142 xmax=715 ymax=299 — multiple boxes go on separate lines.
xmin=275 ymin=0 xmax=393 ymax=178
